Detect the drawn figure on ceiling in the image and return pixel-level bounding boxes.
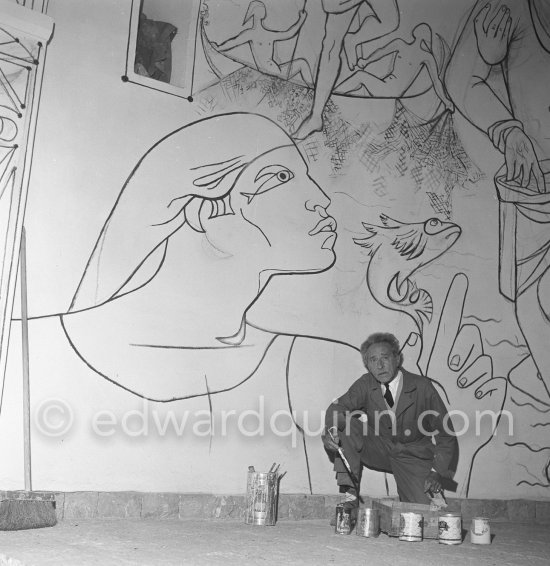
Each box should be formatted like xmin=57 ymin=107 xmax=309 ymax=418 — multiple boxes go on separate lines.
xmin=293 ymin=0 xmax=400 ymax=139
xmin=61 ymin=112 xmax=337 ymax=401
xmin=446 ymin=0 xmax=550 ymax=399
xmin=336 ymin=23 xmax=454 ymax=113
xmin=209 ymin=1 xmax=313 ymax=85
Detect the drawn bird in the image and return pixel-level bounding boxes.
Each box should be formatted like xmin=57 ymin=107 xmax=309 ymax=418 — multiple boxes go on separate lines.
xmin=353 ymin=214 xmax=461 ymax=330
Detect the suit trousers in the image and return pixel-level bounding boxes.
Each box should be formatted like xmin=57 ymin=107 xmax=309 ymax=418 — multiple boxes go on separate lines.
xmin=333 ymin=415 xmax=433 ymax=504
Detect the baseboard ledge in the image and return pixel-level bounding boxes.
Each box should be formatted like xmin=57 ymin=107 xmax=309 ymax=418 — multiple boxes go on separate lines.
xmin=42 ymin=492 xmax=550 ymax=523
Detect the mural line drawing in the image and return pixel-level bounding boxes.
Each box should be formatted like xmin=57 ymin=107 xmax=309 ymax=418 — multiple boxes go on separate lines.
xmin=355 ymin=102 xmax=483 ymax=219
xmin=336 ymin=22 xmax=454 ymax=113
xmin=7 ymin=0 xmax=548 ymax=500
xmin=353 ymin=213 xmax=461 ymax=330
xmin=16 ymin=108 xmax=499 ymax=497
xmin=185 ymin=0 xmax=515 ymax=495
xmin=446 ymin=0 xmax=550 ymax=400
xmin=401 ymin=273 xmax=508 ymax=497
xmin=294 ymin=0 xmax=400 ymax=139
xmin=210 ymin=1 xmax=313 ymax=85
xmin=445 ymin=0 xmax=550 ymax=492
xmin=60 ymin=112 xmax=338 ymax=401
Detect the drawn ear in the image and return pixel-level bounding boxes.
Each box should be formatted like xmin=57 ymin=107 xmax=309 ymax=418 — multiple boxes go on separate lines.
xmin=184 ymin=197 xmax=206 ymax=233
xmin=184 ymin=158 xmax=244 ymax=233
xmin=185 ymin=194 xmax=236 ymax=234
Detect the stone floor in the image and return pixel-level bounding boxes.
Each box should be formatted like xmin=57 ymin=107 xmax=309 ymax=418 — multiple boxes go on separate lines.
xmin=0 ymin=518 xmax=548 ymax=565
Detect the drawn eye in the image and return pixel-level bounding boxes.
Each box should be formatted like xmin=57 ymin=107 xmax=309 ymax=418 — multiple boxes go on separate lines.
xmin=241 ymin=165 xmax=295 ymax=203
xmin=424 ymin=218 xmax=443 ymax=234
xmin=275 ymin=170 xmax=291 ymax=183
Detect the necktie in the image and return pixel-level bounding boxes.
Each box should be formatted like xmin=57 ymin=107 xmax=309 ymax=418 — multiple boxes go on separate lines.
xmin=384 ymin=384 xmax=394 ymax=408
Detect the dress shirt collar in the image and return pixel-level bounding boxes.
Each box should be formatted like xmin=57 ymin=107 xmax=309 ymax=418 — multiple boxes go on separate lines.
xmin=381 ymin=369 xmax=402 ymax=400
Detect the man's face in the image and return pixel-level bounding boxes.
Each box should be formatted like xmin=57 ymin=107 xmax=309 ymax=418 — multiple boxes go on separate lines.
xmin=365 ymin=342 xmax=400 ymax=384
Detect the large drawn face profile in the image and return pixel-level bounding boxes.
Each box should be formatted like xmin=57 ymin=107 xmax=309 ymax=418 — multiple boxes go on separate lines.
xmin=205 ymin=143 xmax=337 ymax=279
xmin=60 ymin=113 xmax=339 ymax=400
xmin=69 ymin=113 xmax=337 ymax=313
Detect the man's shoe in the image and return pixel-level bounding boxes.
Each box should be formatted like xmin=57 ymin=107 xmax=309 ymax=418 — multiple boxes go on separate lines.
xmin=329 ymin=489 xmax=359 ymax=527
xmin=342 ymin=491 xmax=359 ymax=528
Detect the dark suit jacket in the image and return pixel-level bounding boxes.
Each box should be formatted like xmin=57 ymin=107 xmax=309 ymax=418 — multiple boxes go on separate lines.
xmin=325 ymin=369 xmax=458 ymax=478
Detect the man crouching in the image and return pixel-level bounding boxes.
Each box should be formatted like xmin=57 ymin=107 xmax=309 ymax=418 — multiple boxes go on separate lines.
xmin=322 ymin=332 xmax=458 ymax=518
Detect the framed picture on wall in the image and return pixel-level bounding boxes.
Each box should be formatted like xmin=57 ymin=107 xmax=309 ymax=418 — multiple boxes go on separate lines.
xmin=123 ymin=0 xmax=202 ymax=100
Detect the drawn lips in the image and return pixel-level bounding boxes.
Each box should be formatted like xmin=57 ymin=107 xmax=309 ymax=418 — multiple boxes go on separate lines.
xmin=309 ymin=216 xmax=337 ymax=249
xmin=309 ymin=216 xmax=337 ymax=237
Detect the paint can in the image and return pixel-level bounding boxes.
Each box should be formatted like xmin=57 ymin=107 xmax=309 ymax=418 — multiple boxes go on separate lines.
xmin=470 ymin=517 xmax=491 ymax=544
xmin=334 ymin=503 xmax=353 ymax=535
xmin=244 ymin=471 xmax=278 ymax=526
xmin=356 ymin=507 xmax=380 ymax=538
xmin=399 ymin=512 xmax=423 ymax=542
xmin=438 ymin=513 xmax=462 ymax=545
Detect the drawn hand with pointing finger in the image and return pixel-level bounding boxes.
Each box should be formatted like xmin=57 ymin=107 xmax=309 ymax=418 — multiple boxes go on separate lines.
xmin=402 ymin=273 xmax=508 ymax=497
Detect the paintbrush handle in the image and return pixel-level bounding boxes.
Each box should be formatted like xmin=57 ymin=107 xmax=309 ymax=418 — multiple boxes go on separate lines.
xmin=337 ymin=447 xmax=352 ymax=475
xmin=328 ymin=429 xmax=355 ymax=478
xmin=329 ymin=428 xmax=364 ymax=503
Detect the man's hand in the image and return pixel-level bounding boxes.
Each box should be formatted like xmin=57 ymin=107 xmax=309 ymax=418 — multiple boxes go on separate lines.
xmin=322 ymin=426 xmax=341 ymax=453
xmin=424 ymin=470 xmax=442 ymax=495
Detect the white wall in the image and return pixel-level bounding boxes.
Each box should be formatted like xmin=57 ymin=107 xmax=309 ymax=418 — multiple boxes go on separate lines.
xmin=0 ymin=0 xmax=548 ymax=500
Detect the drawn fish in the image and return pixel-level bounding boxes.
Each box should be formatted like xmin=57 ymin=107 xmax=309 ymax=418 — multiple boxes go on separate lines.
xmin=353 ymin=214 xmax=461 ymax=329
